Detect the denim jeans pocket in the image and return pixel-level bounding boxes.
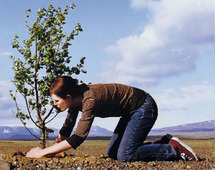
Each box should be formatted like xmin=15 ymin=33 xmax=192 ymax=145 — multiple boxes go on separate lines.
xmin=130 ymin=104 xmax=155 ymax=119
xmin=141 ymin=93 xmax=157 ymax=119
xmin=140 ymin=105 xmax=154 ymax=119
xmin=130 ymin=93 xmax=157 ymax=119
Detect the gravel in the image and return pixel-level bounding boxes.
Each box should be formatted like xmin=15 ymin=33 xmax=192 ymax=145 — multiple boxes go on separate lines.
xmin=0 ymin=151 xmax=214 ymax=170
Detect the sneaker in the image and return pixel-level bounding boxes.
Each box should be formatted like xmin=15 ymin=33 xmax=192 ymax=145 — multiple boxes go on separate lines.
xmin=169 ymin=137 xmax=199 ymax=161
xmin=154 ymin=134 xmax=173 ymax=144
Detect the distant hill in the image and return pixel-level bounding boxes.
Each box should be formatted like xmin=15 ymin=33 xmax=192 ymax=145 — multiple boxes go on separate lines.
xmin=0 ymin=126 xmax=59 ymax=140
xmin=0 ymin=125 xmax=112 ymax=140
xmin=88 ymin=126 xmax=113 ymax=137
xmin=149 ymin=120 xmax=214 ymax=139
xmin=0 ymin=120 xmax=214 ymax=140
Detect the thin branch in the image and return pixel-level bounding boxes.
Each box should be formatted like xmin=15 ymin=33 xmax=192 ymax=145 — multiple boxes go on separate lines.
xmin=56 ymin=28 xmax=63 ymax=53
xmin=20 ymin=119 xmax=41 ymax=140
xmin=43 ymin=106 xmax=54 ymax=122
xmin=34 ymin=30 xmax=42 ymax=123
xmin=45 ymin=110 xmax=59 ymax=124
xmin=12 ymin=81 xmax=40 ymax=129
xmin=12 ymin=110 xmax=41 ymax=140
xmin=23 ymin=95 xmax=41 ymax=129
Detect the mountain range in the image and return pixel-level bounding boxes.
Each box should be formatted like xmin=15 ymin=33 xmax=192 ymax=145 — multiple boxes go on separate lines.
xmin=149 ymin=120 xmax=214 ymax=139
xmin=0 ymin=125 xmax=112 ymax=140
xmin=0 ymin=120 xmax=214 ymax=140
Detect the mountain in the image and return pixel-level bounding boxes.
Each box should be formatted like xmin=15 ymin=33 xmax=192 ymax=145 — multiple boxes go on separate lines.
xmin=88 ymin=126 xmax=112 ymax=137
xmin=0 ymin=126 xmax=59 ymax=140
xmin=0 ymin=125 xmax=112 ymax=140
xmin=149 ymin=120 xmax=214 ymax=139
xmin=0 ymin=120 xmax=214 ymax=140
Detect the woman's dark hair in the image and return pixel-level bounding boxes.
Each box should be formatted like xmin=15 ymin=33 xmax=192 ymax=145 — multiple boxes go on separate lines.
xmin=50 ymin=76 xmax=89 ymax=99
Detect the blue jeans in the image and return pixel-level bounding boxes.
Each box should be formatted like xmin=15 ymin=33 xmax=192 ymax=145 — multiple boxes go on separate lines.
xmin=107 ymin=94 xmax=177 ymax=162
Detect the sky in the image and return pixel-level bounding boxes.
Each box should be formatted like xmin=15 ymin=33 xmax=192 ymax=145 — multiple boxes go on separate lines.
xmin=0 ymin=0 xmax=214 ymax=131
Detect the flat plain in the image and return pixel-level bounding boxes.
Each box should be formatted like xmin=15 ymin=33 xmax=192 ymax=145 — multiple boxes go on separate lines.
xmin=0 ymin=139 xmax=214 ymax=169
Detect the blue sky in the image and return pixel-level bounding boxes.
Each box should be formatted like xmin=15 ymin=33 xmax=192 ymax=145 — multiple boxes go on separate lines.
xmin=0 ymin=0 xmax=214 ymax=131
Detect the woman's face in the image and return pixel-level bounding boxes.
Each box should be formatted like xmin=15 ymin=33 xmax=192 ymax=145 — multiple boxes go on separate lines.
xmin=51 ymin=94 xmax=72 ymax=111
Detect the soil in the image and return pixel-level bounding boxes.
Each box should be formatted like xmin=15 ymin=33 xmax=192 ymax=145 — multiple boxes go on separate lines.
xmin=0 ymin=140 xmax=214 ymax=169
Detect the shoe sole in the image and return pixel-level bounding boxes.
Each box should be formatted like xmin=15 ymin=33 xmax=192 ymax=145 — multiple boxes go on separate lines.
xmin=171 ymin=137 xmax=199 ymax=161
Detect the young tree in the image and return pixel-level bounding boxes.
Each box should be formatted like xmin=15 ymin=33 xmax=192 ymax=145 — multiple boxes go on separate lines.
xmin=9 ymin=3 xmax=86 ymax=148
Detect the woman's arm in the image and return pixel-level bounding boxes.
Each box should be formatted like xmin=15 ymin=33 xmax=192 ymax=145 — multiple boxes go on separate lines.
xmin=59 ymin=108 xmax=79 ymax=137
xmin=26 ymin=140 xmax=71 ymax=158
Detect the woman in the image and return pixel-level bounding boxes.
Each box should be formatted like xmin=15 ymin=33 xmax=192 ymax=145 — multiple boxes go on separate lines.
xmin=26 ymin=76 xmax=199 ymax=161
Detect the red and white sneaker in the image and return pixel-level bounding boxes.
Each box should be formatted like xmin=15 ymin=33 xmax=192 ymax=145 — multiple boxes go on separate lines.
xmin=169 ymin=137 xmax=199 ymax=161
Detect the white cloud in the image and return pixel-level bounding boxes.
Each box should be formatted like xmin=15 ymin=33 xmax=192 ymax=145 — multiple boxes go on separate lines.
xmin=102 ymin=0 xmax=214 ymax=86
xmin=130 ymin=0 xmax=157 ymax=10
xmin=0 ymin=51 xmax=12 ymax=57
xmin=0 ymin=80 xmax=15 ymax=118
xmin=153 ymin=82 xmax=215 ymax=111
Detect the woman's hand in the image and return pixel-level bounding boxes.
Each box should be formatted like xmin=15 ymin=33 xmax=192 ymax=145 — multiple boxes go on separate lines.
xmin=26 ymin=140 xmax=71 ymax=158
xmin=26 ymin=147 xmax=45 ymax=158
xmin=55 ymin=134 xmax=67 ymax=144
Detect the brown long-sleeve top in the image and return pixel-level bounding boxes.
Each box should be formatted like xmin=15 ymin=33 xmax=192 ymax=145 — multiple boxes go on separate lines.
xmin=59 ymin=83 xmax=147 ymax=149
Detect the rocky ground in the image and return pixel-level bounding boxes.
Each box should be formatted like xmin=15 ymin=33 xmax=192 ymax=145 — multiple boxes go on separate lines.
xmin=0 ymin=151 xmax=214 ymax=170
xmin=0 ymin=140 xmax=214 ymax=169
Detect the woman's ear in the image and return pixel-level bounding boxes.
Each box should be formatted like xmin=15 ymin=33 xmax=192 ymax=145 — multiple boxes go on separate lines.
xmin=66 ymin=94 xmax=72 ymax=100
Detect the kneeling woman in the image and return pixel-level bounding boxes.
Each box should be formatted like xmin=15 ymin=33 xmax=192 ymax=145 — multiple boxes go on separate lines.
xmin=26 ymin=76 xmax=198 ymax=161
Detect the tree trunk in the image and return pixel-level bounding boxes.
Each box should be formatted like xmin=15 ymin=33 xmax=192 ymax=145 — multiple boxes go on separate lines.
xmin=41 ymin=122 xmax=46 ymax=149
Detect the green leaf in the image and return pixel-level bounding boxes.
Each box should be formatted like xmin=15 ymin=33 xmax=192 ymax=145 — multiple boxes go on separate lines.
xmin=80 ymin=57 xmax=86 ymax=64
xmin=70 ymin=3 xmax=76 ymax=9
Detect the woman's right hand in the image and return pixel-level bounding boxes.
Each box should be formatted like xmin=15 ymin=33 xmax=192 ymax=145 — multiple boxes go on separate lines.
xmin=55 ymin=134 xmax=67 ymax=144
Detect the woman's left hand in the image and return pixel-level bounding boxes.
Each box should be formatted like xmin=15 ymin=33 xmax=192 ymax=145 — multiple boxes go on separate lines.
xmin=26 ymin=147 xmax=45 ymax=158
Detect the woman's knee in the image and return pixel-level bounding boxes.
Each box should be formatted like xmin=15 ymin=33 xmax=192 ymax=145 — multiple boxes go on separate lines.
xmin=117 ymin=151 xmax=134 ymax=162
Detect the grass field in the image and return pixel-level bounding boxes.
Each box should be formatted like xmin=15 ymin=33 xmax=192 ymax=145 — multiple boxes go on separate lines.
xmin=0 ymin=139 xmax=214 ymax=169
